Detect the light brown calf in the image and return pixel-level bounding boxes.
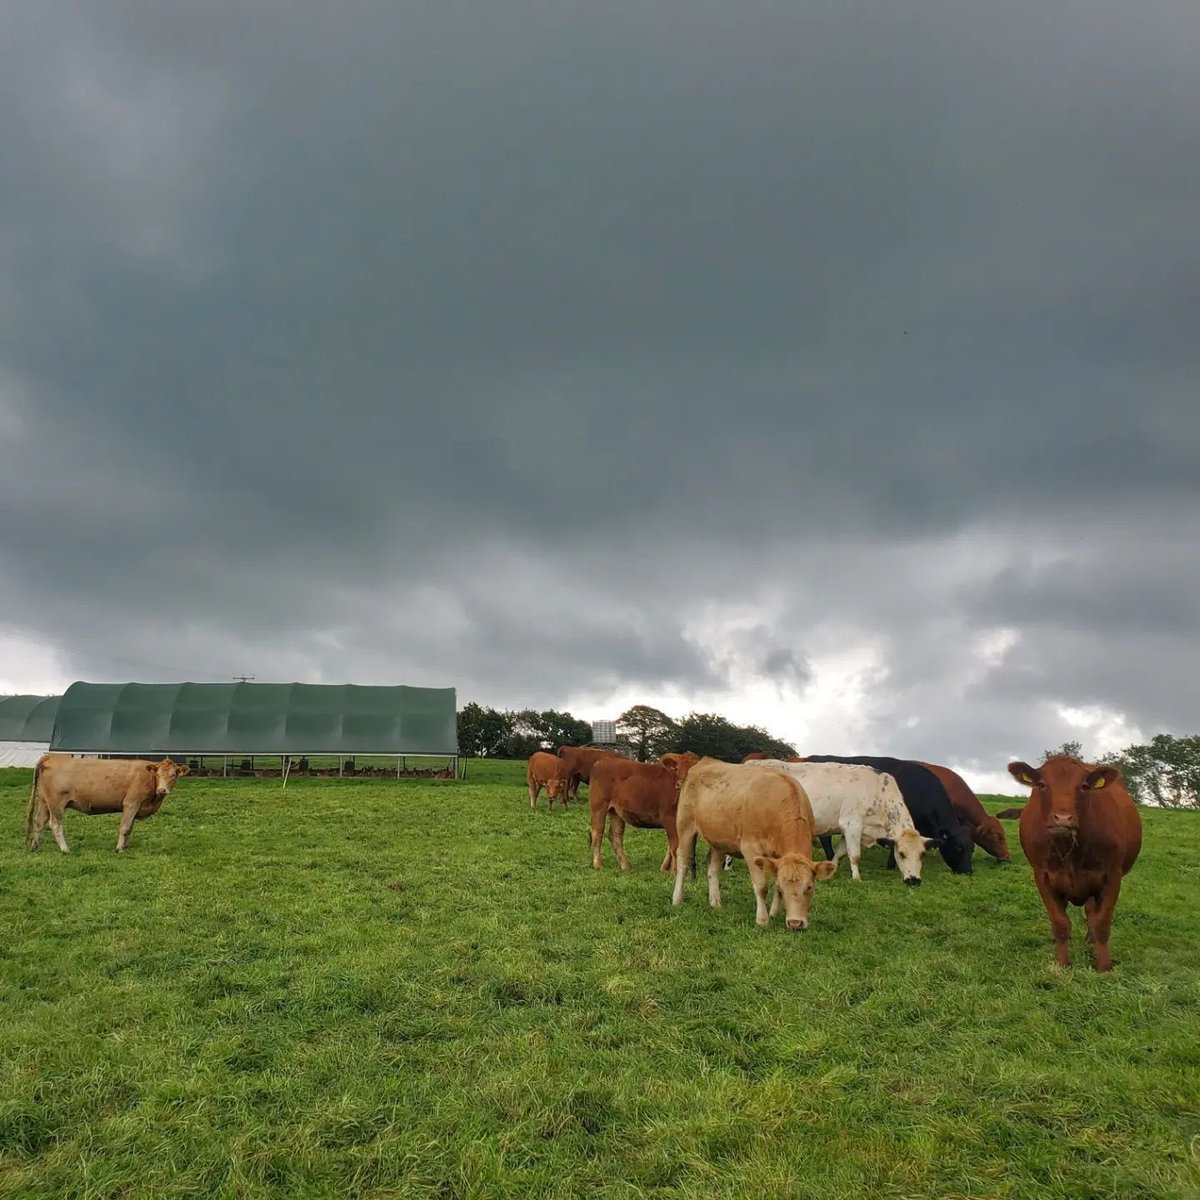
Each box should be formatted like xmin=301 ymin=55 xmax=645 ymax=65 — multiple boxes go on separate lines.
xmin=527 ymin=751 xmax=569 ymax=809
xmin=27 ymin=755 xmax=189 ymax=853
xmin=672 ymin=757 xmax=837 ymax=929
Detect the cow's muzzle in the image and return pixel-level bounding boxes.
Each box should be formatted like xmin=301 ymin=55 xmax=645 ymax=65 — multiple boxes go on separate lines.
xmin=155 ymin=788 xmax=168 ymax=799
xmin=786 ymin=919 xmax=807 ymax=932
xmin=904 ymin=876 xmax=921 ymax=887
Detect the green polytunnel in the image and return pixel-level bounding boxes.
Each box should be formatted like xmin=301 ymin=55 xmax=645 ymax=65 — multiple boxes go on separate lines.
xmin=0 ymin=694 xmax=61 ymax=742
xmin=49 ymin=682 xmax=458 ymax=756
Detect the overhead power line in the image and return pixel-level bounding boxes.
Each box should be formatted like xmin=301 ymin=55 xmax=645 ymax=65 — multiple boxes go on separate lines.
xmin=0 ymin=623 xmax=242 ymax=683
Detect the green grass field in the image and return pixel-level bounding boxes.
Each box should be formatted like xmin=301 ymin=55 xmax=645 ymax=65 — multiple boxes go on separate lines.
xmin=2 ymin=761 xmax=1198 ymax=1199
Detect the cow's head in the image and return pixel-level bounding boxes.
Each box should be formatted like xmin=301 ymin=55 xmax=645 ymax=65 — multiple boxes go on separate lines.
xmin=753 ymin=853 xmax=838 ymax=930
xmin=146 ymin=758 xmax=189 ymax=799
xmin=938 ymin=822 xmax=976 ymax=874
xmin=546 ymin=772 xmax=565 ymax=799
xmin=1007 ymin=756 xmax=1119 ymax=835
xmin=974 ymin=814 xmax=1012 ymax=861
xmin=875 ymin=829 xmax=938 ymax=886
xmin=659 ymin=751 xmax=699 ymax=786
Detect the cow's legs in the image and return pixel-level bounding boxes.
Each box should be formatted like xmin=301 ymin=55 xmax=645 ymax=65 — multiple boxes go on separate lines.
xmin=590 ymin=803 xmax=608 ymax=868
xmin=47 ymin=804 xmax=70 ymax=854
xmin=818 ymin=835 xmax=836 ymax=861
xmin=1033 ymin=871 xmax=1073 ymax=967
xmin=839 ymin=823 xmax=864 ymax=881
xmin=672 ymin=822 xmax=698 ymax=905
xmin=1085 ymin=880 xmax=1122 ymax=972
xmin=528 ymin=777 xmax=541 ymax=808
xmin=707 ymin=847 xmax=723 ymax=907
xmin=746 ymin=860 xmax=772 ymax=927
xmin=660 ymin=814 xmax=679 ymax=873
xmin=608 ymin=813 xmax=631 ymax=871
xmin=117 ymin=803 xmax=141 ymax=852
xmin=29 ymin=798 xmax=50 ymax=851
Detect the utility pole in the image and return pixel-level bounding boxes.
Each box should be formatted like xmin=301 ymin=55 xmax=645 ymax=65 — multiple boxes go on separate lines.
xmin=233 ymin=675 xmax=255 ymax=683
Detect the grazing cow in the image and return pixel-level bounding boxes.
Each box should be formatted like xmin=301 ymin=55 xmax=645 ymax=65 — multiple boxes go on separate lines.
xmin=556 ymin=745 xmax=622 ymax=802
xmin=747 ymin=759 xmax=936 ymax=884
xmin=919 ymin=762 xmax=1011 ymax=862
xmin=803 ymin=755 xmax=975 ymax=874
xmin=996 ymin=807 xmax=1024 ymax=820
xmin=589 ymin=752 xmax=698 ymax=872
xmin=527 ymin=751 xmax=569 ymax=810
xmin=672 ymin=757 xmax=838 ymax=928
xmin=1008 ymin=755 xmax=1141 ymax=972
xmin=26 ymin=755 xmax=190 ymax=853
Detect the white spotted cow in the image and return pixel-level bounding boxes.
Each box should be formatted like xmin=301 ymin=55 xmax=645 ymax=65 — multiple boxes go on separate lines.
xmin=745 ymin=759 xmax=937 ymax=885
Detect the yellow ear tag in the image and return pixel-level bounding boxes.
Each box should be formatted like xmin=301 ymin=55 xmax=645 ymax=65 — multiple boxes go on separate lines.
xmin=1021 ymin=774 xmax=1035 ymax=785
xmin=1091 ymin=776 xmax=1106 ymax=789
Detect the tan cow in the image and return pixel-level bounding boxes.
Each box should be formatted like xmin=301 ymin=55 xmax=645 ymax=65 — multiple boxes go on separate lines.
xmin=672 ymin=757 xmax=837 ymax=929
xmin=527 ymin=751 xmax=569 ymax=809
xmin=26 ymin=755 xmax=189 ymax=853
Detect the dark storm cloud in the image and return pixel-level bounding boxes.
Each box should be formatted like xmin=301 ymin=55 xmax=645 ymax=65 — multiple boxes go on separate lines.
xmin=2 ymin=2 xmax=1198 ymax=783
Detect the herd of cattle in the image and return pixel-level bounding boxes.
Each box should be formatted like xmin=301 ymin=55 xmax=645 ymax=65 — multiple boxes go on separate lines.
xmin=531 ymin=745 xmax=1143 ymax=972
xmin=20 ymin=745 xmax=1141 ymax=972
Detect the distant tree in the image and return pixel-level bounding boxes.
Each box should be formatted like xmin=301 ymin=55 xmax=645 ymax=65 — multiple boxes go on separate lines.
xmin=457 ymin=703 xmax=514 ymax=757
xmin=502 ymin=709 xmax=545 ymax=759
xmin=1108 ymin=734 xmax=1200 ymax=809
xmin=663 ymin=713 xmax=796 ymax=762
xmin=737 ymin=724 xmax=799 ymax=760
xmin=1042 ymin=739 xmax=1085 ymax=761
xmin=617 ymin=705 xmax=678 ymax=761
xmin=538 ymin=709 xmax=593 ymax=750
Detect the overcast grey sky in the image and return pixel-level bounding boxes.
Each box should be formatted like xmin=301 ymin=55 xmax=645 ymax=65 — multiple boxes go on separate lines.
xmin=2 ymin=1 xmax=1198 ymax=789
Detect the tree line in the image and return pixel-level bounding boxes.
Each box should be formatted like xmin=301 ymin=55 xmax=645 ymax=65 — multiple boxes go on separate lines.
xmin=458 ymin=704 xmax=1200 ymax=809
xmin=1046 ymin=735 xmax=1200 ymax=810
xmin=456 ymin=702 xmax=796 ymax=763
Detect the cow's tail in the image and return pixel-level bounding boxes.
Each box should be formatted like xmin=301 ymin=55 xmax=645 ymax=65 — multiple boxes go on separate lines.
xmin=689 ymin=836 xmax=697 ymax=878
xmin=25 ymin=757 xmax=44 ymax=848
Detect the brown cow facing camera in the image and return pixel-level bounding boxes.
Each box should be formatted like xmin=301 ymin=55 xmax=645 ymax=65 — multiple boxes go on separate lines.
xmin=27 ymin=755 xmax=190 ymax=854
xmin=1007 ymin=754 xmax=1141 ymax=971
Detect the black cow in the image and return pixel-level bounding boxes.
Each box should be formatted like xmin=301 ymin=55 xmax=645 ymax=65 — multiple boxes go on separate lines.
xmin=803 ymin=755 xmax=975 ymax=874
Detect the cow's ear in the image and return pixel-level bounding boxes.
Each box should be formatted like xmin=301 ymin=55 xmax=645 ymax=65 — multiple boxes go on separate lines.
xmin=922 ymin=837 xmax=939 ymax=851
xmin=875 ymin=837 xmax=895 ymax=849
xmin=659 ymin=754 xmax=678 ymax=770
xmin=178 ymin=765 xmax=190 ymax=776
xmin=145 ymin=763 xmax=158 ymax=775
xmin=753 ymin=855 xmax=778 ymax=875
xmin=813 ymin=859 xmax=838 ymax=880
xmin=1086 ymin=765 xmax=1119 ymax=791
xmin=1007 ymin=761 xmax=1040 ymax=787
